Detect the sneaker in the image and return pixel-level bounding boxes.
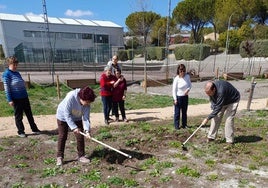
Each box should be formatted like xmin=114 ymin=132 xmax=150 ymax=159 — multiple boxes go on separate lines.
xmin=18 ymin=133 xmax=27 ymax=138
xmin=123 ymin=118 xmax=128 ymax=122
xmin=115 ymin=117 xmax=119 ymax=122
xmin=77 ymin=156 xmax=90 ymax=163
xmin=56 ymin=157 xmax=63 ymax=166
xmin=32 ymin=129 xmax=41 ymax=135
xmin=105 ymin=120 xmax=109 ymax=125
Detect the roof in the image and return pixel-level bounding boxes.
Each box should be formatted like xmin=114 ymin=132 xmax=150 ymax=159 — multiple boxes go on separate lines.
xmin=0 ymin=13 xmax=122 ymax=28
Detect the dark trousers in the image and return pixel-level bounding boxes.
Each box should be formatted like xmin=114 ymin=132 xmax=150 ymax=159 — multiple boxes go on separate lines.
xmin=13 ymin=97 xmax=38 ymax=134
xmin=57 ymin=119 xmax=85 ymax=158
xmin=112 ymin=100 xmax=126 ymax=119
xmin=174 ymin=95 xmax=188 ymax=129
xmin=101 ymin=95 xmax=112 ymax=121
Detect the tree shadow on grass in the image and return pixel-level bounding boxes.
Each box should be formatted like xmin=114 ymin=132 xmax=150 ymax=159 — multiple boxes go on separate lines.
xmin=235 ymin=135 xmax=263 ymax=143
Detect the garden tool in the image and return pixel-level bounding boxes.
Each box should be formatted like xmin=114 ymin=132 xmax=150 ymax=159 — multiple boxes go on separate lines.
xmin=80 ymin=131 xmax=132 ymax=158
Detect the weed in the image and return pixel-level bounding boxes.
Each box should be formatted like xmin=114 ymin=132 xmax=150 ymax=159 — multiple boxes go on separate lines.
xmin=67 ymin=167 xmax=80 ymax=174
xmin=79 ymin=169 xmax=101 ymax=182
xmin=168 ymin=141 xmax=181 ymax=148
xmin=175 ymin=165 xmax=201 ymax=178
xmin=13 ymin=154 xmax=28 ymax=160
xmin=160 ymin=176 xmax=172 ymax=183
xmin=156 ymin=161 xmax=174 ymax=169
xmin=94 ymin=183 xmax=109 ymax=188
xmin=206 ymin=174 xmax=218 ymax=181
xmin=42 ymin=167 xmax=65 ymax=177
xmin=125 ymin=138 xmax=140 ymax=146
xmin=12 ymin=163 xmax=29 ymax=168
xmin=43 ymin=158 xmax=56 ymax=165
xmin=107 ymin=176 xmax=124 ymax=186
xmin=205 ymin=159 xmax=216 ymax=168
xmin=248 ymin=163 xmax=258 ymax=170
xmin=123 ymin=178 xmax=139 ymax=187
xmin=149 ymin=168 xmax=161 ymax=177
xmin=39 ymin=183 xmax=64 ymax=188
xmin=140 ymin=157 xmax=158 ymax=170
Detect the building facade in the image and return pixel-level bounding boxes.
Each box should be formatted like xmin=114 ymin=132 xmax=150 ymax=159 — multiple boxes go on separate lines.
xmin=0 ymin=13 xmax=124 ymax=69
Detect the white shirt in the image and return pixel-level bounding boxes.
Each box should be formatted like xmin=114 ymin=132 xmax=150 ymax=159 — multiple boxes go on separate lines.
xmin=172 ymin=73 xmax=192 ymax=100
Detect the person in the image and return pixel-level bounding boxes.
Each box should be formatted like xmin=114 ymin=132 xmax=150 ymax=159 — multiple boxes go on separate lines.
xmin=112 ymin=69 xmax=128 ymax=122
xmin=99 ymin=66 xmax=117 ymax=125
xmin=201 ymin=80 xmax=240 ymax=145
xmin=2 ymin=56 xmax=41 ymax=138
xmin=172 ymin=64 xmax=191 ymax=130
xmin=56 ymin=86 xmax=96 ymax=166
xmin=107 ymin=55 xmax=121 ymax=75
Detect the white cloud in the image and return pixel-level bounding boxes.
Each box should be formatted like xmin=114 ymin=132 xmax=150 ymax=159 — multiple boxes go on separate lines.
xmin=64 ymin=9 xmax=93 ymax=17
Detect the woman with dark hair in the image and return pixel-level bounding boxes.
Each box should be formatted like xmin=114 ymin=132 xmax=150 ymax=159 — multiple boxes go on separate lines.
xmin=172 ymin=64 xmax=192 ymax=130
xmin=56 ymin=86 xmax=96 ymax=166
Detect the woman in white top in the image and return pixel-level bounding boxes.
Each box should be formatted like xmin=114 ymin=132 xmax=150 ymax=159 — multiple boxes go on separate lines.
xmin=172 ymin=64 xmax=192 ymax=130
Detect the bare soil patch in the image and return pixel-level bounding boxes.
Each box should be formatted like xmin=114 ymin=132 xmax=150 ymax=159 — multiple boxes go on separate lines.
xmin=0 ymin=108 xmax=267 ymax=187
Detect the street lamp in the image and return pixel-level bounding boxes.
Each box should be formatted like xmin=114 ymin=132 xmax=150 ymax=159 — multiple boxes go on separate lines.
xmin=224 ymin=12 xmax=236 ymax=72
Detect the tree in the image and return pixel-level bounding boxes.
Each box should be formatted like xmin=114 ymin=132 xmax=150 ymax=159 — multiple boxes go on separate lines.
xmin=125 ymin=11 xmax=161 ymax=47
xmin=172 ymin=0 xmax=213 ymax=43
xmin=150 ymin=17 xmax=177 ymax=46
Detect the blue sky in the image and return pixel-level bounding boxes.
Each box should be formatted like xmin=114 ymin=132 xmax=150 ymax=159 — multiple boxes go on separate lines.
xmin=0 ymin=0 xmax=180 ymax=31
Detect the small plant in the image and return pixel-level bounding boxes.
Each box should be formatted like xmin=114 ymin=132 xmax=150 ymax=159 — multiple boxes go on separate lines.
xmin=79 ymin=169 xmax=101 ymax=182
xmin=206 ymin=174 xmax=218 ymax=181
xmin=168 ymin=141 xmax=181 ymax=148
xmin=67 ymin=167 xmax=80 ymax=174
xmin=160 ymin=176 xmax=172 ymax=183
xmin=107 ymin=176 xmax=124 ymax=186
xmin=42 ymin=167 xmax=65 ymax=177
xmin=175 ymin=166 xmax=201 ymax=178
xmin=248 ymin=163 xmax=258 ymax=170
xmin=125 ymin=138 xmax=140 ymax=146
xmin=205 ymin=159 xmax=216 ymax=168
xmin=149 ymin=168 xmax=161 ymax=177
xmin=12 ymin=163 xmax=29 ymax=168
xmin=13 ymin=154 xmax=28 ymax=160
xmin=43 ymin=158 xmax=55 ymax=165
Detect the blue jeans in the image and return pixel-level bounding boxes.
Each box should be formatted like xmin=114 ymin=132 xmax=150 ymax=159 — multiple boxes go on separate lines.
xmin=174 ymin=95 xmax=188 ymax=129
xmin=101 ymin=96 xmax=112 ymax=121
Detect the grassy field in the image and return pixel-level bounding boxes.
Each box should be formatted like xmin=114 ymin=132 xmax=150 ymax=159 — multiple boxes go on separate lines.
xmin=0 ymin=83 xmax=208 ymax=117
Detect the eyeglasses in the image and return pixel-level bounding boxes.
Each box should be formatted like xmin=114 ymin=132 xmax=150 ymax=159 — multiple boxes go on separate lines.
xmin=179 ymin=69 xmax=185 ymax=72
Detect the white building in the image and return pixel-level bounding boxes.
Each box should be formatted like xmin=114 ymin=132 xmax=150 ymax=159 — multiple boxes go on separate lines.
xmin=0 ymin=13 xmax=124 ymax=67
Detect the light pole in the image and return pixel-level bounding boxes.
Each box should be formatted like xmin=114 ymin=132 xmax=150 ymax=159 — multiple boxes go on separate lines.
xmin=224 ymin=12 xmax=235 ymax=73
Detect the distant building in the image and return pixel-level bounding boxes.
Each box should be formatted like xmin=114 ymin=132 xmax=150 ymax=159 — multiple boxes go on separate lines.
xmin=204 ymin=32 xmax=219 ymax=41
xmin=0 ymin=13 xmax=124 ymax=65
xmin=169 ymin=32 xmax=191 ymax=45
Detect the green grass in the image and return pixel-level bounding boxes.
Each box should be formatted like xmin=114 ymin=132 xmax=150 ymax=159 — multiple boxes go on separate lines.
xmin=0 ymin=83 xmax=208 ymax=117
